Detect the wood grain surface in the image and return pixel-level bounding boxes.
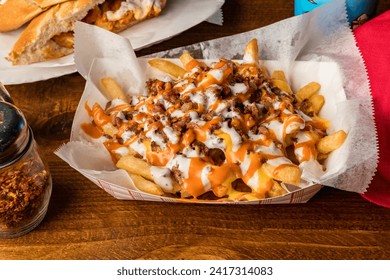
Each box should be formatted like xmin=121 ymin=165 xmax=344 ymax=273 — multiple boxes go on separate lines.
xmin=1 ymin=0 xmax=390 ymax=260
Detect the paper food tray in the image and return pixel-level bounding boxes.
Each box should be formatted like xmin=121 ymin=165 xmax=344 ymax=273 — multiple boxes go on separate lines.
xmin=56 ymin=56 xmax=348 ymax=204
xmin=56 ymin=0 xmax=378 ymax=204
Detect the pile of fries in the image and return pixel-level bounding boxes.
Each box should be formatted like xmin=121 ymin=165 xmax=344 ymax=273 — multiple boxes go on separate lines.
xmin=82 ymin=39 xmax=347 ymax=201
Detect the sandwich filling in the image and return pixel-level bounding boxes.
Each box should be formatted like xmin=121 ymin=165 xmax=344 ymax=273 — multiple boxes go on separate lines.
xmin=7 ymin=0 xmax=166 ymax=64
xmin=53 ymin=0 xmax=165 ymax=49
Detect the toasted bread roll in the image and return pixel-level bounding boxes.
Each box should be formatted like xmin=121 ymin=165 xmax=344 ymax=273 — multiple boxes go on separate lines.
xmin=7 ymin=0 xmax=167 ymax=65
xmin=7 ymin=0 xmax=105 ymax=65
xmin=0 ymin=0 xmax=70 ymax=32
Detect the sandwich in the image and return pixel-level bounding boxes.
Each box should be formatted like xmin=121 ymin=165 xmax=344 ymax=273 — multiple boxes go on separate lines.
xmin=0 ymin=0 xmax=71 ymax=32
xmin=5 ymin=0 xmax=167 ymax=65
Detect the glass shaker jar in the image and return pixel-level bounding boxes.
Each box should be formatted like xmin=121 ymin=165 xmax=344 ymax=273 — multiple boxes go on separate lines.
xmin=0 ymin=82 xmax=52 ymax=238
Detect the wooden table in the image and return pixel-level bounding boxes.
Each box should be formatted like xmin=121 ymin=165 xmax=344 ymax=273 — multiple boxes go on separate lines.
xmin=1 ymin=0 xmax=390 ymax=260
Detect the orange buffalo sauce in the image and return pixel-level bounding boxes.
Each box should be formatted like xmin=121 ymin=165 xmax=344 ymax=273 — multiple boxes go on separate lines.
xmin=208 ymin=163 xmax=239 ymax=188
xmin=241 ymin=153 xmax=262 ymax=184
xmin=144 ymin=141 xmax=181 ymax=167
xmin=81 ymin=122 xmax=104 ymax=139
xmin=243 ymin=114 xmax=256 ymax=130
xmin=183 ymin=158 xmax=209 ymax=198
xmin=91 ymin=103 xmax=112 ymax=127
xmin=182 ymin=129 xmax=196 ymax=147
xmin=103 ymin=141 xmax=127 ymax=163
xmin=194 ymin=117 xmax=222 ymax=142
xmin=282 ymin=114 xmax=305 ymax=140
xmin=82 ymin=103 xmax=108 ymax=138
xmin=185 ymin=58 xmax=204 ymax=72
xmin=294 ymin=141 xmax=317 ymax=162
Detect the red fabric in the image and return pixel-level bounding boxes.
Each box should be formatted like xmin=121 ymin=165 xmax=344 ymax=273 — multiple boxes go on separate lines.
xmin=354 ymin=10 xmax=390 ymax=207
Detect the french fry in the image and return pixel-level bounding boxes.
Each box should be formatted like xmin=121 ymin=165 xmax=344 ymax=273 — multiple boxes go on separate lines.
xmin=179 ymin=51 xmax=205 ymax=72
xmin=100 ymin=77 xmax=128 ymax=102
xmin=243 ymin=38 xmax=259 ymax=65
xmin=308 ymin=94 xmax=325 ymax=114
xmin=116 ymin=155 xmax=153 ymax=181
xmin=148 ymin=58 xmax=186 ymax=78
xmin=128 ymin=173 xmax=164 ymax=196
xmin=110 ymin=146 xmax=138 ymax=161
xmin=266 ymin=181 xmax=287 ymax=198
xmin=310 ymin=115 xmax=331 ymax=131
xmin=271 ymin=70 xmax=293 ymax=94
xmin=272 ymin=79 xmax=293 ymax=95
xmin=90 ymin=103 xmax=118 ymax=137
xmin=271 ymin=70 xmax=287 ymax=81
xmin=295 ymin=81 xmax=321 ymax=103
xmin=101 ymin=123 xmax=118 ymax=138
xmin=263 ymin=162 xmax=301 ymax=185
xmin=214 ymin=171 xmax=237 ymax=198
xmin=317 ymin=153 xmax=329 ymax=162
xmin=317 ymin=130 xmax=347 ymax=154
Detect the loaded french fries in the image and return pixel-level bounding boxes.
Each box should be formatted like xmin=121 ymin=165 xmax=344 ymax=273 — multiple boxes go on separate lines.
xmin=81 ymin=39 xmax=347 ymax=201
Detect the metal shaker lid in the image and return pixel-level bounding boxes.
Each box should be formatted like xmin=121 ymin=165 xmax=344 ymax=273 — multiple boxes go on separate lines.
xmin=0 ymin=101 xmax=30 ymax=166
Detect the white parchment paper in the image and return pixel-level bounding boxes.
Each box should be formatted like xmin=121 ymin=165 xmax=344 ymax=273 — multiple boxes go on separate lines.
xmin=56 ymin=0 xmax=378 ymax=202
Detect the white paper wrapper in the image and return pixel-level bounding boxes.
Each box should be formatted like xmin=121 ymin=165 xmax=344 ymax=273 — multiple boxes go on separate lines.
xmin=0 ymin=0 xmax=224 ymax=85
xmin=56 ymin=0 xmax=378 ymax=204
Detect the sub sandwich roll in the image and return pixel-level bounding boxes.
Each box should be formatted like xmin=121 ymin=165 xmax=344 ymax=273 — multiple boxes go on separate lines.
xmin=0 ymin=0 xmax=71 ymax=32
xmin=7 ymin=0 xmax=167 ymax=65
xmin=7 ymin=0 xmax=105 ymax=65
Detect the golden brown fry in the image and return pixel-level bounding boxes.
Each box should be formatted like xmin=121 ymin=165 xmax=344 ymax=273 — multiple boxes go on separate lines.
xmin=271 ymin=70 xmax=293 ymax=94
xmin=310 ymin=116 xmax=331 ymax=131
xmin=308 ymin=94 xmax=325 ymax=115
xmin=214 ymin=171 xmax=237 ymax=198
xmin=111 ymin=147 xmax=138 ymax=161
xmin=116 ymin=155 xmax=153 ymax=181
xmin=272 ymin=79 xmax=293 ymax=95
xmin=271 ymin=70 xmax=287 ymax=81
xmin=317 ymin=130 xmax=347 ymax=154
xmin=317 ymin=153 xmax=329 ymax=163
xmin=296 ymin=81 xmax=321 ymax=103
xmin=263 ymin=163 xmax=301 ymax=185
xmin=89 ymin=103 xmax=119 ymax=137
xmin=101 ymin=123 xmax=118 ymax=138
xmin=179 ymin=52 xmax=193 ymax=68
xmin=128 ymin=173 xmax=164 ymax=196
xmin=244 ymin=38 xmax=259 ymax=65
xmin=100 ymin=77 xmax=128 ymax=102
xmin=148 ymin=58 xmax=186 ymax=78
xmin=179 ymin=51 xmax=205 ymax=72
xmin=266 ymin=181 xmax=287 ymax=198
